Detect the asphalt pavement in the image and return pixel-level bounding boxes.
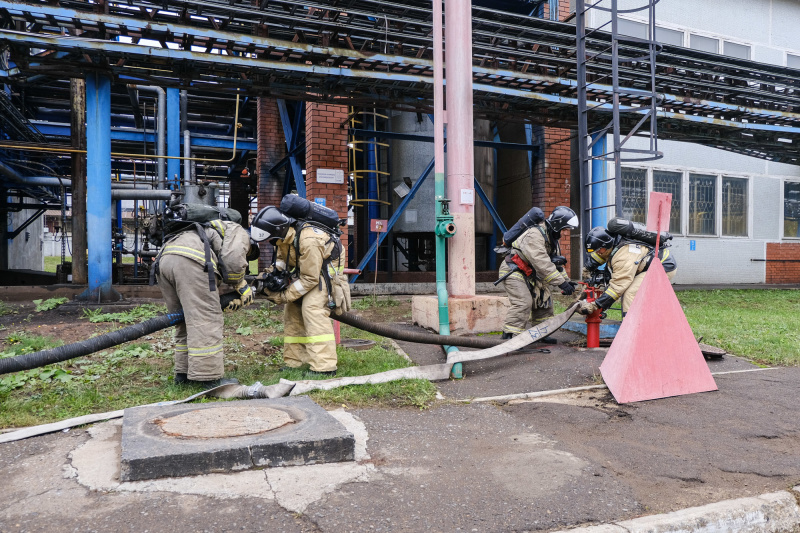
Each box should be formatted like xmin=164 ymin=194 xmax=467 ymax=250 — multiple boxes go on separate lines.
xmin=1 ymin=326 xmax=799 ymax=533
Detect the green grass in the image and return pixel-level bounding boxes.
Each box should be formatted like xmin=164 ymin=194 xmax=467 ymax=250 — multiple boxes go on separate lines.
xmin=0 ymin=303 xmax=436 ymax=428
xmin=0 ymin=301 xmax=17 ymax=316
xmin=352 ymin=294 xmax=401 ymax=310
xmin=82 ymin=304 xmax=167 ymax=324
xmin=44 ymin=255 xmax=134 ymax=273
xmin=677 ymin=289 xmax=800 ymax=366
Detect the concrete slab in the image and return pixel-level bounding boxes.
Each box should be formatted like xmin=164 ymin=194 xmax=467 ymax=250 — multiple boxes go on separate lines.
xmin=120 ymin=396 xmax=355 ymax=482
xmin=411 ymin=294 xmax=508 ymax=334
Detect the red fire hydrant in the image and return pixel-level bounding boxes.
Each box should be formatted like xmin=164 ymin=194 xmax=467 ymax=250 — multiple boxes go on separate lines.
xmin=579 ymin=283 xmax=603 ymax=348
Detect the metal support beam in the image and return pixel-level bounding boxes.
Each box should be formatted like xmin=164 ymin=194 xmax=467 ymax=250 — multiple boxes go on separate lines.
xmin=166 ymin=87 xmax=180 ymax=189
xmin=70 ymin=78 xmax=88 ymax=285
xmin=351 ymin=155 xmax=435 ymax=284
xmin=348 ymin=128 xmax=539 ymax=151
xmin=79 ymin=73 xmax=119 ymax=302
xmin=7 ymin=208 xmax=46 ymax=239
xmin=276 ymin=99 xmax=306 ymax=197
xmin=473 ymin=177 xmax=507 ymax=235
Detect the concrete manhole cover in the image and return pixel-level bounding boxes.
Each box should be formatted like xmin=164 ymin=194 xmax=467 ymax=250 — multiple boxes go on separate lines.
xmin=339 ymin=338 xmax=376 ymax=351
xmin=121 ymin=397 xmax=356 ymax=481
xmin=155 ymin=405 xmax=294 ymax=439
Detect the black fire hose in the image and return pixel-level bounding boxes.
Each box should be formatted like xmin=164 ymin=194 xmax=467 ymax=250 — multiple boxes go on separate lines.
xmin=334 ymin=312 xmax=503 ymax=349
xmin=0 ymin=293 xmax=239 ymax=376
xmin=0 ymin=295 xmax=504 ymax=376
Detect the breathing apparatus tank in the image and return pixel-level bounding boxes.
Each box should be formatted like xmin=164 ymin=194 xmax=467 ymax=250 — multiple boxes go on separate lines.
xmin=607 ymin=217 xmax=672 ymax=247
xmin=279 ymin=194 xmax=340 ymax=231
xmin=502 ymin=207 xmax=545 ymax=246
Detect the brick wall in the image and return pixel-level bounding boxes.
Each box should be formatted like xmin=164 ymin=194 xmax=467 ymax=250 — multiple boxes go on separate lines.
xmin=256 ymin=97 xmax=286 ymax=269
xmin=305 ymin=102 xmax=349 ymax=263
xmin=532 ymin=126 xmax=574 ymax=262
xmin=543 ymin=1 xmax=574 ymax=21
xmin=765 ymin=243 xmax=800 ymax=283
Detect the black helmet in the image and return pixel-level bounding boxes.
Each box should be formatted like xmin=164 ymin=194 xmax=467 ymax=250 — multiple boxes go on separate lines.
xmin=584 ymin=226 xmax=615 ymax=268
xmin=585 ymin=226 xmax=615 ymax=253
xmin=546 ymin=206 xmax=579 ymax=234
xmin=250 ymin=206 xmax=294 ymax=242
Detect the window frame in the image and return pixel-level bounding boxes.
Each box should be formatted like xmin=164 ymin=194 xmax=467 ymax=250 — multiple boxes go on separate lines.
xmin=616 ymin=165 xmax=752 ymax=239
xmin=782 ymin=179 xmax=800 ymax=241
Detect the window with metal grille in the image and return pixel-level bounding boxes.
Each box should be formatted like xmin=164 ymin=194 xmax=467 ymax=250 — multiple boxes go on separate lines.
xmin=620 ymin=167 xmax=647 ymax=224
xmin=785 ymin=181 xmax=800 ymax=239
xmin=652 ymin=170 xmax=682 ymax=233
xmin=722 ymin=177 xmax=748 ymax=236
xmin=689 ymin=174 xmax=716 ymax=235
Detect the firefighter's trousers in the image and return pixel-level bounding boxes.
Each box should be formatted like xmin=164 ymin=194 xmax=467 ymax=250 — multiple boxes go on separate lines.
xmin=283 ymin=280 xmax=337 ymax=372
xmin=157 ymin=254 xmax=225 ymax=381
xmin=500 ymin=264 xmax=553 ymax=335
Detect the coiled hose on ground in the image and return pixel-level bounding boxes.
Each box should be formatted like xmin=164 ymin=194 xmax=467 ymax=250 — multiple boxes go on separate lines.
xmin=0 ymin=296 xmax=505 ymax=375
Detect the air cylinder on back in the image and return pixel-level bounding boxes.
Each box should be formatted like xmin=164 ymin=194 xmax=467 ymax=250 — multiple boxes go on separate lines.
xmin=502 ymin=207 xmax=545 ymax=246
xmin=279 ymin=194 xmax=340 ymax=231
xmin=607 ymin=217 xmax=672 ymax=247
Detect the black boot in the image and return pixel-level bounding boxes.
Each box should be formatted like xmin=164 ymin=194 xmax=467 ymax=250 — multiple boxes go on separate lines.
xmin=175 ymin=375 xmax=239 ymax=388
xmin=306 ymin=369 xmax=337 ymax=378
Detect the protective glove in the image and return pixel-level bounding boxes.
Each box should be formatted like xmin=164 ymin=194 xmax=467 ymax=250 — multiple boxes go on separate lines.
xmin=253 ymin=269 xmax=270 ymax=294
xmin=559 ymin=280 xmax=575 ymax=296
xmin=235 ymin=279 xmax=254 ymax=308
xmin=577 ymin=300 xmax=599 ymax=316
xmin=263 ymin=289 xmax=286 ymax=305
xmin=224 ymin=297 xmax=243 ymax=313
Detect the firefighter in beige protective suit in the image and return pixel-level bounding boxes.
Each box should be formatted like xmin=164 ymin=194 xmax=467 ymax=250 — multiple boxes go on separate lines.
xmin=251 ymin=206 xmax=349 ymax=377
xmin=499 ymin=206 xmax=579 ymax=341
xmin=156 ymin=217 xmax=256 ymax=386
xmin=577 ymin=226 xmax=677 ymax=317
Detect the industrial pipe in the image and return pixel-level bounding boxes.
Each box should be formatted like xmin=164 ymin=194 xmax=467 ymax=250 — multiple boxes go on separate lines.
xmin=111 ymin=189 xmax=175 ymax=200
xmin=184 ymin=130 xmax=192 ymax=186
xmin=130 ymin=85 xmax=166 ymax=188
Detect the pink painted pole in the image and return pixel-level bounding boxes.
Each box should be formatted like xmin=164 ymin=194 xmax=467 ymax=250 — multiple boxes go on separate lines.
xmin=444 ymin=0 xmax=475 ymax=297
xmin=433 ymin=0 xmax=445 ymax=176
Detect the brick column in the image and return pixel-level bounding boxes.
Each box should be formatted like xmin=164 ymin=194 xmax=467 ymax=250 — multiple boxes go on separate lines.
xmin=256 ymin=97 xmax=285 ymax=269
xmin=766 ymin=243 xmax=800 ymax=283
xmin=532 ymin=126 xmax=574 ymax=262
xmin=305 ymin=102 xmax=349 ymax=263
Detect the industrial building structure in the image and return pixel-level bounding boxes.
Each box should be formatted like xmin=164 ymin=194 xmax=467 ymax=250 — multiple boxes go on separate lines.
xmin=1 ymin=0 xmax=799 ymax=297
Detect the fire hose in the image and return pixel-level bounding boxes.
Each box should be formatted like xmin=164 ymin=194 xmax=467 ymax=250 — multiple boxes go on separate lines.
xmin=0 ymin=293 xmax=577 ymax=376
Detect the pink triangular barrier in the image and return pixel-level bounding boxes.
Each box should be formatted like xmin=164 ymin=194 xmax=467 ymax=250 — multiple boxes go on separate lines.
xmin=599 ymin=259 xmax=718 ymax=404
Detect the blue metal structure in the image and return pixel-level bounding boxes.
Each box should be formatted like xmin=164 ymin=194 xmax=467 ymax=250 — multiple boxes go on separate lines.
xmin=590 ymin=134 xmax=610 ymax=229
xmin=166 ymin=88 xmax=180 ymax=189
xmin=276 ymin=100 xmax=306 ymax=197
xmin=80 ymin=73 xmax=117 ymax=301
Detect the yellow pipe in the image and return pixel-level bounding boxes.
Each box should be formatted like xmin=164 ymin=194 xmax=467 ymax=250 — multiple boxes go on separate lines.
xmin=0 ymin=95 xmax=242 ymax=164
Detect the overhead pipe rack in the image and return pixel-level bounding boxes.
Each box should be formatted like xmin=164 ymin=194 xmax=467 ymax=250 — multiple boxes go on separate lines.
xmin=1 ymin=0 xmax=799 ymax=163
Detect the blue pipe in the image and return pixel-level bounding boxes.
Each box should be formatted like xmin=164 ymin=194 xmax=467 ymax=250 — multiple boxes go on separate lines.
xmin=83 ymin=73 xmax=114 ymax=301
xmin=166 ymin=88 xmax=180 ymax=189
xmin=591 ymin=133 xmax=609 ymax=228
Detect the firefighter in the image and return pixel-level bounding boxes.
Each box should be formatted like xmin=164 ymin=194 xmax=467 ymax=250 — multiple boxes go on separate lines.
xmin=156 ymin=215 xmax=256 ymax=386
xmin=500 ymin=206 xmax=579 ymax=340
xmin=578 ymin=225 xmax=677 ymax=317
xmin=252 ymin=206 xmax=342 ymax=377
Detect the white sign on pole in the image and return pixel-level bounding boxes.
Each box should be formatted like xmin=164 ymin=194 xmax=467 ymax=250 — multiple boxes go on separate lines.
xmin=460 ymin=188 xmax=474 ymax=205
xmin=316 ymin=168 xmax=345 ymax=184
